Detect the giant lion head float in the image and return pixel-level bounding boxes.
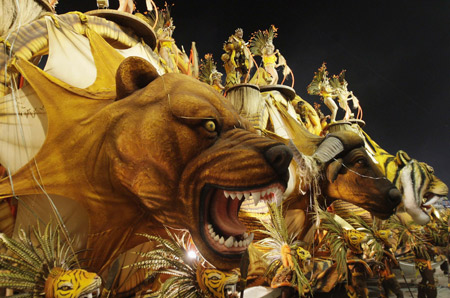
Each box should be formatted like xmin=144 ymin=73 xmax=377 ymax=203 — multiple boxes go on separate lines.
xmin=0 ymin=56 xmax=292 ymax=271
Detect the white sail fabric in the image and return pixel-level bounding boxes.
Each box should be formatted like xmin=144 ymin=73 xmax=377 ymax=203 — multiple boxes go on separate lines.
xmin=0 ymin=85 xmax=47 ymax=173
xmin=44 ymin=16 xmax=98 ymax=88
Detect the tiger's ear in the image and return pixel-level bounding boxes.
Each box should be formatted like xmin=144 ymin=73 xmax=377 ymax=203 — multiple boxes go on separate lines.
xmin=116 ymin=56 xmax=160 ymax=100
xmin=326 ymin=158 xmax=343 ymax=183
xmin=394 ymin=150 xmax=411 ymax=166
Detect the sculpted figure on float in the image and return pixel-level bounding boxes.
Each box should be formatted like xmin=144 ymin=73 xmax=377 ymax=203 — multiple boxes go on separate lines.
xmin=0 ymin=56 xmax=292 ymax=273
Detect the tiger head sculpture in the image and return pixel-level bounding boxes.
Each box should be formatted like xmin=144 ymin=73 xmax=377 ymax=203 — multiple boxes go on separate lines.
xmin=0 ymin=56 xmax=292 ymax=272
xmin=363 ymin=129 xmax=449 ymax=225
xmin=394 ymin=151 xmax=448 ymax=225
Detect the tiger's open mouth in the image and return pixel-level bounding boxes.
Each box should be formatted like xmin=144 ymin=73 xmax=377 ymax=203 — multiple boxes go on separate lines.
xmin=422 ymin=193 xmax=446 ymax=211
xmin=200 ymin=182 xmax=285 ymax=257
xmin=79 ymin=289 xmax=100 ymax=298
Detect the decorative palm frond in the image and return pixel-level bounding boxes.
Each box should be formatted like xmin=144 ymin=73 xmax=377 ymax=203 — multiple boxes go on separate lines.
xmin=425 ymin=207 xmax=449 ymax=246
xmin=317 ymin=209 xmax=349 ymax=279
xmin=125 ymin=227 xmax=207 ymax=298
xmin=256 ymin=203 xmax=310 ymax=296
xmin=0 ymin=223 xmax=79 ymax=296
xmin=249 ymin=25 xmax=278 ymax=57
xmin=345 ymin=214 xmax=384 ymax=262
xmin=386 ymin=215 xmax=432 ymax=260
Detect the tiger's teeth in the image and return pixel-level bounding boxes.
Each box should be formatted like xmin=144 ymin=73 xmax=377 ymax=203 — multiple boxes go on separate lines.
xmin=219 ymin=236 xmax=225 ymax=244
xmin=236 ymin=192 xmax=243 ymax=200
xmin=423 ymin=195 xmax=440 ymax=206
xmin=224 ymin=190 xmax=230 ymax=198
xmin=244 ymin=192 xmax=250 ymax=200
xmin=252 ymin=192 xmax=261 ymax=205
xmin=224 ymin=236 xmax=235 ymax=248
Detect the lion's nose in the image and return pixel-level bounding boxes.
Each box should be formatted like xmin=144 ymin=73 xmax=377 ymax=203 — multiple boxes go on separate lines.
xmin=388 ymin=188 xmax=402 ymax=206
xmin=264 ymin=145 xmax=293 ymax=175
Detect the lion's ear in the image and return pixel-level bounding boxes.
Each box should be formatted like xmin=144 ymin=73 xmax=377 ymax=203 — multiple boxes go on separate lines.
xmin=116 ymin=56 xmax=160 ymax=100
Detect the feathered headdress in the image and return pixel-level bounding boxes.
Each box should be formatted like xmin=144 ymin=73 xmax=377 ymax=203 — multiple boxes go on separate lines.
xmin=329 ymin=69 xmax=347 ymax=90
xmin=0 ymin=223 xmax=86 ymax=297
xmin=138 ymin=2 xmax=173 ymax=32
xmin=249 ymin=25 xmax=278 ymax=57
xmin=199 ymin=54 xmax=222 ymax=85
xmin=307 ymin=63 xmax=328 ymax=96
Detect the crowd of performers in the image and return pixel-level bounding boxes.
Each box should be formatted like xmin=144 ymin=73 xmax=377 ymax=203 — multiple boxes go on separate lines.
xmin=0 ymin=1 xmax=449 ymax=298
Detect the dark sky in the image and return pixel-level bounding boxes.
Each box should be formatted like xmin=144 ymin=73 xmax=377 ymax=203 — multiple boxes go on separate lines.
xmin=56 ymin=0 xmax=450 ymax=186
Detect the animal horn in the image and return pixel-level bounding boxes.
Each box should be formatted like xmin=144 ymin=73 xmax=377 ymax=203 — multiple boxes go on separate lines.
xmin=313 ymin=131 xmax=364 ymax=163
xmin=313 ymin=136 xmax=344 ymax=163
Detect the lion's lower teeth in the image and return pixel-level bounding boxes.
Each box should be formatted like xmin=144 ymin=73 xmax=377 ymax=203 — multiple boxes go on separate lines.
xmin=208 ymin=224 xmax=254 ymax=248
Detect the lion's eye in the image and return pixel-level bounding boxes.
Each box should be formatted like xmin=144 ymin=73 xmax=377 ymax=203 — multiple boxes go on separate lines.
xmin=204 ymin=120 xmax=216 ymax=132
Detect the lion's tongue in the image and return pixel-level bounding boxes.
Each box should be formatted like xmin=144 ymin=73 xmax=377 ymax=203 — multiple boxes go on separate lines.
xmin=210 ymin=191 xmax=246 ymax=237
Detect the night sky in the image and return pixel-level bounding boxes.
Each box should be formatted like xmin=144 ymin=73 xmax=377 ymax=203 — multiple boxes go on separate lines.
xmin=56 ymin=0 xmax=450 ymax=186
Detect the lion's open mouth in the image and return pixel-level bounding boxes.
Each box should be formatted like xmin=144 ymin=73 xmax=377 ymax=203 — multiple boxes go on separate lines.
xmin=200 ymin=183 xmax=285 ymax=256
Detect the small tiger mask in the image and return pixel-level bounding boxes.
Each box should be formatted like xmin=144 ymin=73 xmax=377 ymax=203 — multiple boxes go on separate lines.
xmin=344 ymin=229 xmax=367 ymax=251
xmin=296 ymin=246 xmax=311 ymax=262
xmin=45 ymin=268 xmax=102 ymax=298
xmin=197 ymin=267 xmax=239 ymax=298
xmin=376 ymin=229 xmax=392 ymax=243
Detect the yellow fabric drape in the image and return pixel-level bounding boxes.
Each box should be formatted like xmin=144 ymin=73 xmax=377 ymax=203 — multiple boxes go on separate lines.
xmin=0 ymin=21 xmax=138 ymax=272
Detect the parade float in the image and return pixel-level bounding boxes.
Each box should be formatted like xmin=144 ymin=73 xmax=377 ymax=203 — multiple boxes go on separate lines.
xmin=0 ymin=1 xmax=448 ymax=297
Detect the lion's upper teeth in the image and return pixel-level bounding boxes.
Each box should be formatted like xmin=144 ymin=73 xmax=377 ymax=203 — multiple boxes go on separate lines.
xmin=222 ymin=184 xmax=285 ymax=206
xmin=252 ymin=192 xmax=261 ymax=206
